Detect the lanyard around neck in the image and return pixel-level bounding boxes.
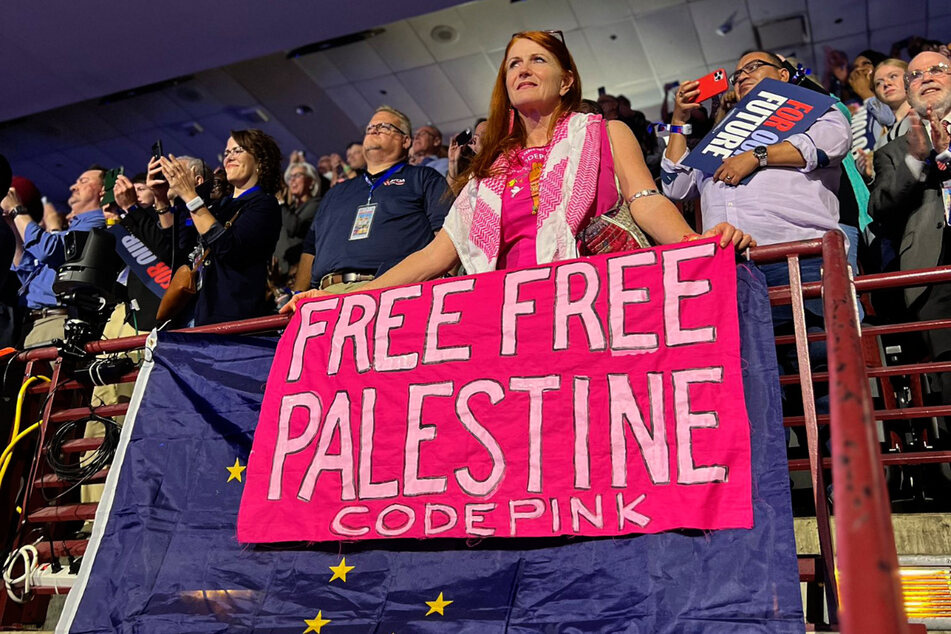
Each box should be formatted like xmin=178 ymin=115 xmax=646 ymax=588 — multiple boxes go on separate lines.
xmin=235 ymin=185 xmax=261 ymax=199
xmin=363 ymin=162 xmax=404 ymax=204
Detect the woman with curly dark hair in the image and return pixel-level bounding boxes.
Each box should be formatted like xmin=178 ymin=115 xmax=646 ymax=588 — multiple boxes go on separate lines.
xmin=160 ymin=128 xmax=282 ymax=325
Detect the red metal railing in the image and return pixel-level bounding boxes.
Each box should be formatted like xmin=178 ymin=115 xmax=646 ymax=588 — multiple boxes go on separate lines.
xmin=819 ymin=231 xmax=908 ymax=633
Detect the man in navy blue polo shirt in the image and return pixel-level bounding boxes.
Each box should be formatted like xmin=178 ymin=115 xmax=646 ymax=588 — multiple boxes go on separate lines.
xmin=297 ymin=106 xmax=452 ymax=293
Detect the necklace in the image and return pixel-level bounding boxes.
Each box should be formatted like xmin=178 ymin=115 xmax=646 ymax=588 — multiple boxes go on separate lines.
xmin=528 ymin=161 xmax=543 ymax=215
xmin=507 ymin=145 xmax=549 ymax=215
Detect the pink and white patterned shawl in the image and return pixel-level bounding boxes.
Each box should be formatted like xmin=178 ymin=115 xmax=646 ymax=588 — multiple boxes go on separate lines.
xmin=443 ymin=112 xmax=603 ymax=273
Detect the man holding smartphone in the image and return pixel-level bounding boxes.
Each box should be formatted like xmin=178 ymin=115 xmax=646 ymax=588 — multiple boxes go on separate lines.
xmin=661 ymin=50 xmax=852 ymax=435
xmin=661 ymin=52 xmax=850 ymax=329
xmin=1 ymin=166 xmax=107 ymax=346
xmin=661 ymin=50 xmax=850 ymax=252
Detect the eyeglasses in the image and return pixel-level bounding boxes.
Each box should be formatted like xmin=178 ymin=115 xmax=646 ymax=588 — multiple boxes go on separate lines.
xmin=365 ymin=122 xmax=408 ymax=136
xmin=222 ymin=146 xmax=247 ymax=160
xmin=729 ymin=60 xmax=782 ymax=85
xmin=905 ymin=63 xmax=951 ymax=85
xmin=287 ymin=172 xmax=308 ymax=181
xmin=512 ymin=30 xmax=565 ymax=45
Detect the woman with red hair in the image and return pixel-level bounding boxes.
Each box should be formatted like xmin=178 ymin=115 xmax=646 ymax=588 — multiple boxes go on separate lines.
xmin=286 ymin=31 xmax=750 ymax=310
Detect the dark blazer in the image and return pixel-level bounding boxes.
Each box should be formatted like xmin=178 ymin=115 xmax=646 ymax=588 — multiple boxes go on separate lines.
xmin=868 ymin=134 xmax=947 ymax=306
xmin=194 ymin=188 xmax=281 ymax=326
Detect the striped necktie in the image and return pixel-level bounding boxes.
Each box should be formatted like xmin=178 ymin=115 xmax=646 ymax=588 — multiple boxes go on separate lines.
xmin=940 ymin=121 xmax=950 ymax=171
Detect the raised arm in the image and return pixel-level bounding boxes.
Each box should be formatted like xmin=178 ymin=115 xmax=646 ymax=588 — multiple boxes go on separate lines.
xmin=663 ymin=80 xmax=701 ymax=165
xmin=607 ymin=120 xmax=753 ymax=249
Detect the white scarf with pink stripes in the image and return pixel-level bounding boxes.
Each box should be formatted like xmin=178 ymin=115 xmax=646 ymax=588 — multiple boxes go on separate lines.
xmin=443 ymin=112 xmax=603 ymax=273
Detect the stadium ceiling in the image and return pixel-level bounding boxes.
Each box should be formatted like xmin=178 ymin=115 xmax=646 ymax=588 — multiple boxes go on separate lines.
xmin=2 ymin=0 xmax=947 ymax=202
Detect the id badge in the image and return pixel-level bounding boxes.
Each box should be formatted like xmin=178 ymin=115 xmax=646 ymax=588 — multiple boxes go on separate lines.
xmin=349 ymin=203 xmax=376 ymax=241
xmin=943 ymin=185 xmax=951 ymax=227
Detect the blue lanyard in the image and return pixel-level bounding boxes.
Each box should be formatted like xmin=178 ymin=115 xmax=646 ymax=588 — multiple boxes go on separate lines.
xmin=235 ymin=185 xmax=261 ymax=199
xmin=363 ymin=163 xmax=404 ymax=204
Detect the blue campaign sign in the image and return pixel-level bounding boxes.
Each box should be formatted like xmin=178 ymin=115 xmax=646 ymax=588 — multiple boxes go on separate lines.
xmin=682 ymin=78 xmax=836 ymax=181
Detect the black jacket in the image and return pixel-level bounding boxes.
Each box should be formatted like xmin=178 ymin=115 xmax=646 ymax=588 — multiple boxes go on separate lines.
xmin=119 ymin=205 xmax=172 ymax=331
xmin=194 ymin=188 xmax=281 ymax=326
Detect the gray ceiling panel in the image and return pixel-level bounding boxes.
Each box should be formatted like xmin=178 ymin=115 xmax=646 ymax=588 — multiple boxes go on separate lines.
xmin=807 ymin=0 xmax=868 ymax=42
xmin=398 ymin=65 xmax=474 ymax=125
xmin=511 ymin=0 xmax=580 ymax=31
xmin=569 ymin=0 xmax=634 ymax=28
xmin=439 ymin=53 xmax=498 ymax=117
xmin=368 ymin=21 xmax=437 ymax=72
xmin=409 ymin=7 xmax=486 ymax=62
xmin=627 ymin=0 xmax=688 ymax=15
xmin=634 ymin=5 xmax=705 ymax=77
xmin=690 ymin=0 xmax=758 ymax=65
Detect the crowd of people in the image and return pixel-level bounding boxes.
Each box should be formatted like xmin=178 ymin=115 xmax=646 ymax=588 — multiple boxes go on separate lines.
xmin=0 ymin=31 xmax=949 ymax=403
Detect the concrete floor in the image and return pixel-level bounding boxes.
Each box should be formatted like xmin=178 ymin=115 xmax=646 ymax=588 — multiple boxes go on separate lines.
xmin=795 ymin=513 xmax=951 ymax=555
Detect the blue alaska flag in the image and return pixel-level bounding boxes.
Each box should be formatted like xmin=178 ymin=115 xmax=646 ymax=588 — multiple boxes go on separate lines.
xmin=58 ymin=262 xmax=803 ymax=633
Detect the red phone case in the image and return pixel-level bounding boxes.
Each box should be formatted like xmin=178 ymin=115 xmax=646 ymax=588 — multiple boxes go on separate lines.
xmin=692 ymin=68 xmax=729 ymax=102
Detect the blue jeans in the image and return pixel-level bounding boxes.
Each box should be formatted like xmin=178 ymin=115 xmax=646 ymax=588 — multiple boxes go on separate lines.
xmin=759 ymin=257 xmax=825 ymax=330
xmin=757 ymin=258 xmax=829 ymax=439
xmin=839 ymin=223 xmax=865 ymax=322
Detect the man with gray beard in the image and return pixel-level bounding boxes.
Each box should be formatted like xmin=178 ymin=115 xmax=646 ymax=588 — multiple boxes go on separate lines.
xmin=870 ymin=51 xmax=951 ymax=399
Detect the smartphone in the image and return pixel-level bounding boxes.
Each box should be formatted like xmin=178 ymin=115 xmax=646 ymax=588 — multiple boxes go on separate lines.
xmin=455 ymin=128 xmax=472 ymax=146
xmin=691 ymin=68 xmax=729 ymax=103
xmin=151 ymin=140 xmax=166 ymax=182
xmin=100 ymin=166 xmax=124 ymax=207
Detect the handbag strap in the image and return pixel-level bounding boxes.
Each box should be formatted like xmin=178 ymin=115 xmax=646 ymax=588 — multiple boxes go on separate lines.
xmin=192 ymin=206 xmax=245 ymax=271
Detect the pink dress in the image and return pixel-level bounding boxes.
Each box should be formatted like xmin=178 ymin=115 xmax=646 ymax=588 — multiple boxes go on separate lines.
xmin=497 ymin=121 xmax=620 ymax=270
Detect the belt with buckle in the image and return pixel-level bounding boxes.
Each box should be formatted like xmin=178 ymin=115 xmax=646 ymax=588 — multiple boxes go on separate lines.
xmin=319 ymin=271 xmax=376 ymax=290
xmin=27 ymin=307 xmax=68 ymax=321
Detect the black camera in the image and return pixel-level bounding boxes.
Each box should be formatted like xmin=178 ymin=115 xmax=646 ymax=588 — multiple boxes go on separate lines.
xmin=53 ymin=228 xmax=124 ymax=348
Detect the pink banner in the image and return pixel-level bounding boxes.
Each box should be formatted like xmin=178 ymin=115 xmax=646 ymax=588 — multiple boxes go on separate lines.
xmin=238 ymin=240 xmax=752 ymax=543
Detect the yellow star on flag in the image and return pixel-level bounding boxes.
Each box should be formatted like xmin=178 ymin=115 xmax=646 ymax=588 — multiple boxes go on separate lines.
xmin=303 ymin=610 xmax=330 ymax=633
xmin=329 ymin=557 xmax=355 ymax=583
xmin=425 ymin=591 xmax=453 ymax=616
xmin=226 ymin=458 xmax=246 ymax=483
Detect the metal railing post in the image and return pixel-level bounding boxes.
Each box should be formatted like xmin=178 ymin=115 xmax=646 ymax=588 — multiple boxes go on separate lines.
xmin=821 ymin=230 xmax=909 ymax=633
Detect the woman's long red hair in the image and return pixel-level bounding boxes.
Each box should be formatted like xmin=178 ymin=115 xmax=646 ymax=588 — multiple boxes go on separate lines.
xmin=453 ymin=31 xmax=583 ymax=194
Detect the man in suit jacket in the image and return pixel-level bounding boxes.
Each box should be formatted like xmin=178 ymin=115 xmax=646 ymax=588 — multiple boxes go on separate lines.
xmin=869 ymin=50 xmax=951 ymax=389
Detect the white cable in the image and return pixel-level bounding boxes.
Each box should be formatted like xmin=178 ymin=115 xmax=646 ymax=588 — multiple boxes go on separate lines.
xmin=3 ymin=544 xmax=39 ymax=603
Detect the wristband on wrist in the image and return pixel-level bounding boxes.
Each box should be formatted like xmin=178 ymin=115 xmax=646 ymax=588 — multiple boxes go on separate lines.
xmin=650 ymin=122 xmax=692 ymax=136
xmin=155 ymin=206 xmax=172 ymax=215
xmin=185 ymin=195 xmax=205 ymax=212
xmin=11 ymin=205 xmax=30 ymax=217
